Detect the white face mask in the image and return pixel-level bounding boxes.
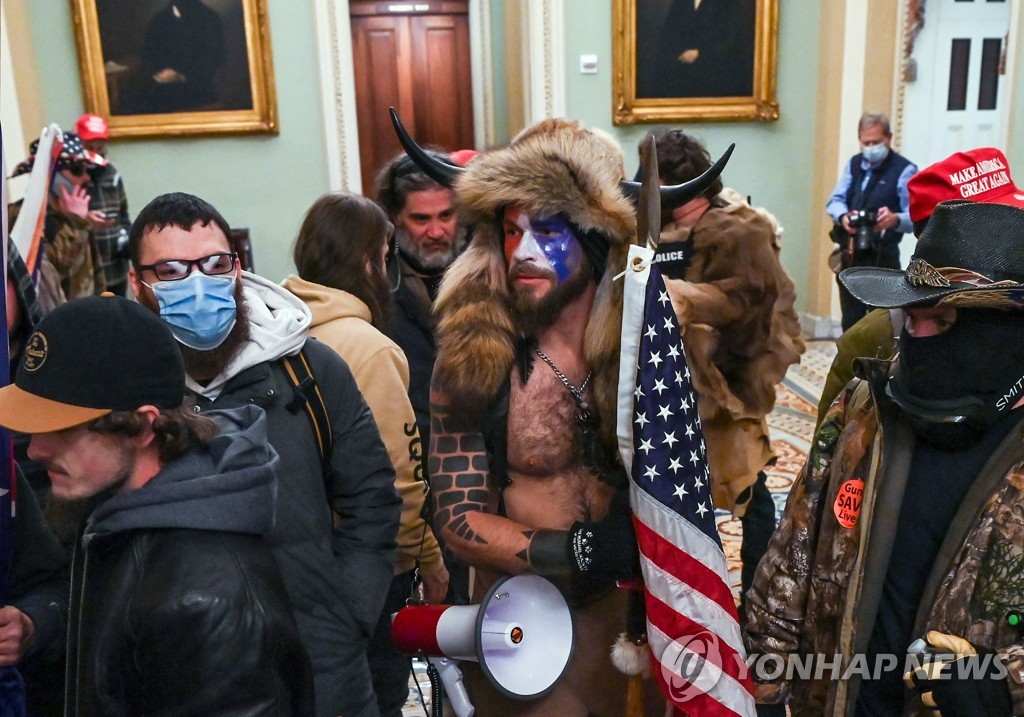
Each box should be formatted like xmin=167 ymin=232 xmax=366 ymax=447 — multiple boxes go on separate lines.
xmin=861 ymin=143 xmax=890 ymax=165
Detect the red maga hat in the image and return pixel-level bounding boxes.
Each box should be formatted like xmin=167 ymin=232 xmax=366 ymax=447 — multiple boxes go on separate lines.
xmin=74 ymin=113 xmax=109 ymax=141
xmin=909 ymin=147 xmax=1024 ymax=223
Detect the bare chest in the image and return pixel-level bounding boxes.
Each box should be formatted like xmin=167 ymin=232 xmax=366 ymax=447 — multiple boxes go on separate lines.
xmin=506 ymin=363 xmax=589 ymax=476
xmin=503 ymin=363 xmax=612 ymax=527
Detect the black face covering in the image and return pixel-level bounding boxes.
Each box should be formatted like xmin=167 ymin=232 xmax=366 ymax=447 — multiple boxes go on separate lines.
xmin=888 ymin=309 xmax=1024 ymax=447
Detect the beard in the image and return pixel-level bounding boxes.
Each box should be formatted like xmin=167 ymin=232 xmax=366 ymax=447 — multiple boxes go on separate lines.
xmin=509 ymin=260 xmax=592 ymax=335
xmin=45 ymin=491 xmax=108 ymax=545
xmin=43 ymin=453 xmax=130 ymax=545
xmin=395 ymin=227 xmax=457 ymax=272
xmin=137 ymin=278 xmax=251 ymax=382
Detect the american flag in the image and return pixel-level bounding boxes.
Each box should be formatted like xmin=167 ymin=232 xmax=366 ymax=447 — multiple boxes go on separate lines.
xmin=617 ymin=245 xmax=754 ymax=717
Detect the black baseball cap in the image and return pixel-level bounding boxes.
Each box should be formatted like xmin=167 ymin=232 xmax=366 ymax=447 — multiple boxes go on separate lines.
xmin=0 ymin=295 xmax=186 ymax=434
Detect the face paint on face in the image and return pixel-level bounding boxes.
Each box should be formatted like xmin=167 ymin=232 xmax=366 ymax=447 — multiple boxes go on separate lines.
xmin=504 ymin=208 xmax=584 ymax=282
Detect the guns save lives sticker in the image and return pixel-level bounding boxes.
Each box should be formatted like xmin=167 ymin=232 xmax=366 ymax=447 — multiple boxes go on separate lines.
xmin=833 ymin=479 xmax=864 ymax=529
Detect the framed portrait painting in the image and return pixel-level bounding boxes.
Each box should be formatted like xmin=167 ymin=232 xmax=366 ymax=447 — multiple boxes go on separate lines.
xmin=612 ymin=0 xmax=779 ymax=124
xmin=71 ymin=0 xmax=278 ymax=138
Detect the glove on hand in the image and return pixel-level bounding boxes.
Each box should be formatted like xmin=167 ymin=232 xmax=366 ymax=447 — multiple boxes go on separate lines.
xmin=903 ymin=631 xmax=1012 ymax=716
xmin=568 ymin=490 xmax=640 ymax=583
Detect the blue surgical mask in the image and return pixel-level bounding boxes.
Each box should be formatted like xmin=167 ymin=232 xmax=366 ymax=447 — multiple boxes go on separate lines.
xmin=145 ymin=273 xmax=237 ymax=350
xmin=861 ymin=143 xmax=890 ymax=165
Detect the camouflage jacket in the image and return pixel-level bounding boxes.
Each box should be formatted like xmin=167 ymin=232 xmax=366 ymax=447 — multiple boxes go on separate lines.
xmin=744 ymin=358 xmax=1024 ymax=716
xmin=39 ymin=210 xmax=105 ymax=313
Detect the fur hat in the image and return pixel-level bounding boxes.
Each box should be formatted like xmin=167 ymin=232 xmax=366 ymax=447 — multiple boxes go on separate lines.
xmin=433 ymin=119 xmax=636 ymax=442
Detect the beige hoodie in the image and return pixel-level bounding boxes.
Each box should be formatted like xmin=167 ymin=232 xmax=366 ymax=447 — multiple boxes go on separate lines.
xmin=281 ymin=275 xmax=443 ymax=579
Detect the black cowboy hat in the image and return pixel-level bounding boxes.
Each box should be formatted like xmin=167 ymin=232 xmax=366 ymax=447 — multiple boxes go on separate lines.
xmin=839 ymin=200 xmax=1024 ymax=310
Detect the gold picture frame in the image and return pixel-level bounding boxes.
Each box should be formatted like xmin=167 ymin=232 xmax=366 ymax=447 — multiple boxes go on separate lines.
xmin=71 ymin=0 xmax=278 ymax=138
xmin=612 ymin=0 xmax=780 ymax=124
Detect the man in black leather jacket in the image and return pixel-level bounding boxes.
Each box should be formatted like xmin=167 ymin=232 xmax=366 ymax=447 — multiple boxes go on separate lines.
xmin=0 ymin=295 xmax=314 ymax=716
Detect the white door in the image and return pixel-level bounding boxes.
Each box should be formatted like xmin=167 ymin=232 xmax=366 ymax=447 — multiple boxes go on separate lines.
xmin=901 ymin=0 xmax=1012 ymax=261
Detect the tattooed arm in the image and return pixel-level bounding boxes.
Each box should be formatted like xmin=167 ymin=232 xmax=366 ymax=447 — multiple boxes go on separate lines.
xmin=429 ymin=390 xmax=572 ymax=576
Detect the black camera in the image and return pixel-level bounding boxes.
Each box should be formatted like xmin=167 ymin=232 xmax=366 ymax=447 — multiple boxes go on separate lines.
xmin=847 ymin=209 xmax=878 ymax=254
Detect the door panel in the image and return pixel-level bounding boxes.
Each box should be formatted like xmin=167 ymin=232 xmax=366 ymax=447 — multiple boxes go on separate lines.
xmin=350 ymin=2 xmax=474 ymax=192
xmin=903 ymin=0 xmax=1010 ymax=166
xmin=411 ymin=15 xmax=473 ymax=150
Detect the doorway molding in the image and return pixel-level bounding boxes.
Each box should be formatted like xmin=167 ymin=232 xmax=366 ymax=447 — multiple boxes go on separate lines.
xmin=313 ymin=0 xmax=498 ymax=193
xmin=893 ymin=0 xmax=1020 ymax=153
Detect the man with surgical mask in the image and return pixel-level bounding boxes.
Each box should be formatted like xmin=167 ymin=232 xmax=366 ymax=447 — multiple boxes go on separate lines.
xmin=128 ymin=192 xmax=401 ymax=717
xmin=826 ymin=112 xmax=917 ymax=330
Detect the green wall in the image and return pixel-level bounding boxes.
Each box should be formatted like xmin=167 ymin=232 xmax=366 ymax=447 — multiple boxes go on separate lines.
xmin=563 ymin=0 xmax=822 ymax=309
xmin=26 ymin=0 xmax=330 ymax=283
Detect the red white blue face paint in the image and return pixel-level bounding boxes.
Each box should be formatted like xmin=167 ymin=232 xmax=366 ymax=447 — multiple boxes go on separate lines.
xmin=503 ymin=207 xmax=583 ymax=282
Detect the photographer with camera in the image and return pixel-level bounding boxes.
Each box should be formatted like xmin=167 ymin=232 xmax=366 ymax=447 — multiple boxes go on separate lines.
xmin=826 ymin=112 xmax=917 ymax=330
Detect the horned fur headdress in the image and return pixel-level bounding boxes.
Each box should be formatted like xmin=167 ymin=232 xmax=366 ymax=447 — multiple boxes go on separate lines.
xmin=443 ymin=120 xmax=635 ymax=442
xmin=390 ymin=111 xmax=729 ymax=446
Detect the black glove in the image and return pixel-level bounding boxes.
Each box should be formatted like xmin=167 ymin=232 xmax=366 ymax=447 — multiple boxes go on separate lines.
xmin=567 ymin=490 xmax=639 ymax=583
xmin=905 ymin=632 xmax=1012 ymax=716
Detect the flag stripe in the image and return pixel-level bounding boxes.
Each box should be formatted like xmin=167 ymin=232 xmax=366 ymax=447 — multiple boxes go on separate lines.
xmin=631 ymin=485 xmax=733 ymax=587
xmin=648 ymin=620 xmax=757 ymax=717
xmin=635 ymin=517 xmax=741 ymax=628
xmin=646 ymin=592 xmax=748 ymax=684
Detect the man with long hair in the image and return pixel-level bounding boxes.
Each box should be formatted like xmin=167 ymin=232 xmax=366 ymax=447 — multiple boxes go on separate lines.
xmin=283 ymin=192 xmax=449 ymax=717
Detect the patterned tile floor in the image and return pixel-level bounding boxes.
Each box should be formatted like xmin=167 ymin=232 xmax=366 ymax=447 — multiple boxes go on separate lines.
xmin=401 ymin=340 xmax=839 ymax=716
xmin=715 ymin=340 xmax=837 ymax=597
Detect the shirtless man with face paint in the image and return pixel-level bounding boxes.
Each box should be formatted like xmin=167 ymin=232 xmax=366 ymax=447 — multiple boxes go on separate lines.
xmin=422 ymin=120 xmax=662 ymax=716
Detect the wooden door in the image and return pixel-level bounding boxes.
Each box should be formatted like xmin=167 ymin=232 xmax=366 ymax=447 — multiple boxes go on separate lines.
xmin=350 ymin=1 xmax=474 ymax=192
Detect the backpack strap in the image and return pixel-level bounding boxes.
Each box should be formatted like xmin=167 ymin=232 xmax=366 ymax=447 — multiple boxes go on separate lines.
xmin=282 ymin=349 xmax=333 ymax=471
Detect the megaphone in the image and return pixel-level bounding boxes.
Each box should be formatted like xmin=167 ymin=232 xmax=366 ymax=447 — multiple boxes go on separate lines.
xmin=392 ymin=574 xmax=574 ymax=701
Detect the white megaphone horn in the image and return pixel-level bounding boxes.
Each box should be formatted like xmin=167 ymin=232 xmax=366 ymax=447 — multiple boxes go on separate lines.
xmin=392 ymin=574 xmax=574 ymax=704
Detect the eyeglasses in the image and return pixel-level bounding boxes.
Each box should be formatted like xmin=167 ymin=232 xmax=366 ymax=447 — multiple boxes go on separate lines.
xmin=65 ymin=162 xmax=88 ymax=176
xmin=136 ymin=252 xmax=238 ymax=281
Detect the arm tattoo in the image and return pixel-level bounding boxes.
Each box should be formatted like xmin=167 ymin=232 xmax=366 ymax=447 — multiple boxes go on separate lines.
xmin=521 ymin=529 xmax=571 ymax=575
xmin=429 ymin=403 xmax=490 ymax=546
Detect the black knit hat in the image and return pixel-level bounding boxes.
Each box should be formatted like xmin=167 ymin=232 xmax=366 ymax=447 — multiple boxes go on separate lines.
xmin=839 ymin=201 xmax=1024 ymax=310
xmin=0 ymin=295 xmax=185 ymax=433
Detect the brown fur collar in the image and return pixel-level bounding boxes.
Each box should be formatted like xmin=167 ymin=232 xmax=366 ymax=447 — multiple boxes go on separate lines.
xmin=433 ymin=120 xmax=636 ymax=447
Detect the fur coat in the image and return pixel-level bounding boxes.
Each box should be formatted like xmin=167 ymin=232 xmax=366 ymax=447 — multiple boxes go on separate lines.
xmin=662 ymin=199 xmax=804 ymax=512
xmin=433 ymin=119 xmax=636 ymax=449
